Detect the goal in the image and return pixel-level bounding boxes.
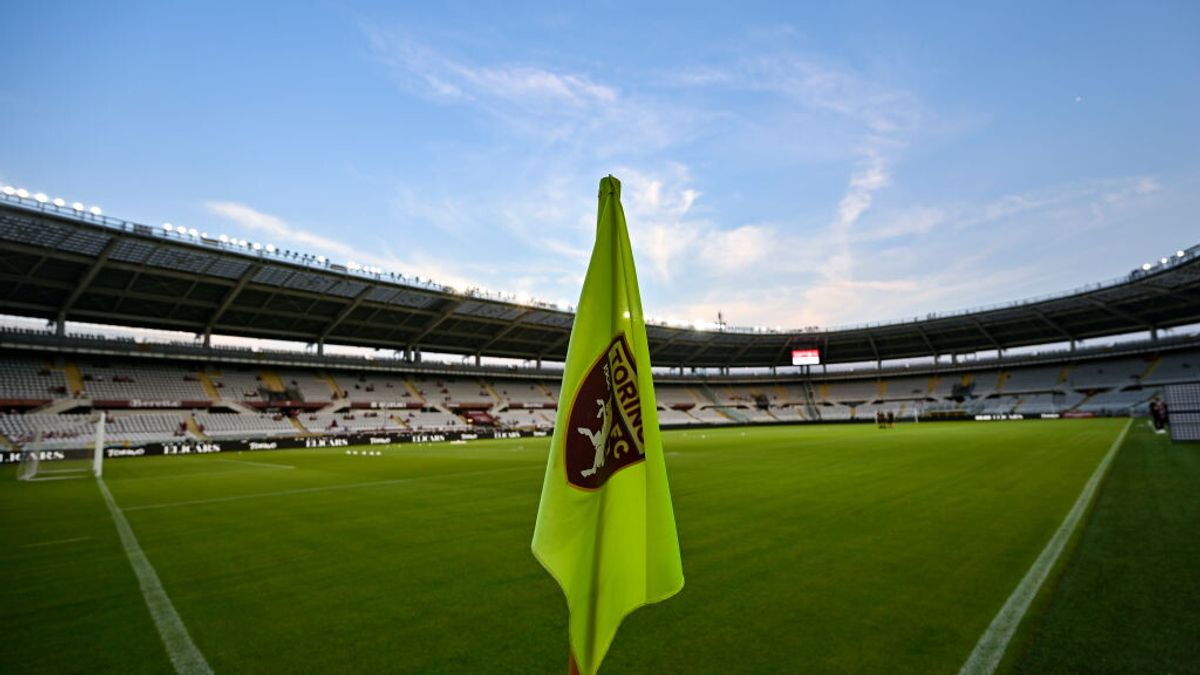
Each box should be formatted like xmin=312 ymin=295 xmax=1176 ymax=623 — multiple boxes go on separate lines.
xmin=15 ymin=412 xmax=106 ymax=481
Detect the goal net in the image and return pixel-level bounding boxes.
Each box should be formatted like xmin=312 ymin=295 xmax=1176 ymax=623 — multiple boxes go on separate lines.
xmin=14 ymin=412 xmax=106 ymax=481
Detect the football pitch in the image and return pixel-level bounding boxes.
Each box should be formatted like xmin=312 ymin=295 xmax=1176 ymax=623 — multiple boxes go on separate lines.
xmin=3 ymin=419 xmax=1196 ymax=674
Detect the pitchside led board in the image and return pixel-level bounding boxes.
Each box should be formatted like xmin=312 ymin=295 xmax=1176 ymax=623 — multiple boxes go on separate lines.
xmin=792 ymin=349 xmax=821 ymax=366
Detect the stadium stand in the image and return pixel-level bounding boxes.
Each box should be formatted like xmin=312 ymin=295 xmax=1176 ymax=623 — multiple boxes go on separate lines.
xmin=492 ymin=409 xmax=555 ymax=430
xmin=301 ymin=411 xmax=406 ymax=434
xmin=191 ymin=412 xmax=300 ymax=439
xmin=0 ymin=356 xmax=70 ymax=400
xmin=6 ymin=339 xmax=1200 ymax=452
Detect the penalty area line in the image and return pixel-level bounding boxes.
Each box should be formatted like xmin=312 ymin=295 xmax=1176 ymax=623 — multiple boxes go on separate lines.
xmin=97 ymin=478 xmax=212 ymax=675
xmin=957 ymin=418 xmax=1132 ymax=675
xmin=214 ymin=457 xmax=296 ymax=470
xmin=123 ymin=464 xmax=531 ymax=512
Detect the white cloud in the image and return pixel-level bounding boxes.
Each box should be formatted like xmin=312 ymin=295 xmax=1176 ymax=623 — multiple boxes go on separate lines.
xmin=364 ymin=26 xmax=688 ymax=152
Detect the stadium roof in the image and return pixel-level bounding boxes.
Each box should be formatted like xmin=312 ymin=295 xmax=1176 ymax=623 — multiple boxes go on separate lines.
xmin=1 ymin=197 xmax=1198 ymax=368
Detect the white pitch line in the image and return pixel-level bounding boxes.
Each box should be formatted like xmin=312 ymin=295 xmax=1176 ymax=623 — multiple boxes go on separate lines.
xmin=214 ymin=458 xmax=295 ymax=470
xmin=958 ymin=418 xmax=1132 ymax=675
xmin=97 ymin=478 xmax=212 ymax=675
xmin=124 ymin=465 xmax=531 ymax=512
xmin=24 ymin=536 xmax=92 ymax=548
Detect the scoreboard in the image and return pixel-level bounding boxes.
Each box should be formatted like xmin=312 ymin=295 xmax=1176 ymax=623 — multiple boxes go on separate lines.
xmin=791 ymin=349 xmax=820 ymax=366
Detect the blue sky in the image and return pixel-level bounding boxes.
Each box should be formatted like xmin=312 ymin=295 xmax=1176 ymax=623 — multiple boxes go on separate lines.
xmin=3 ymin=1 xmax=1197 ymax=330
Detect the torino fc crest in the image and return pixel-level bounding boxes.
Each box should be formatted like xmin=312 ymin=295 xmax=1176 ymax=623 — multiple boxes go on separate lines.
xmin=564 ymin=334 xmax=646 ymax=490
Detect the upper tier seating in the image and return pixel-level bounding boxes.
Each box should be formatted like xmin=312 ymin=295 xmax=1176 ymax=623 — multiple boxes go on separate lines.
xmin=78 ymin=362 xmax=208 ymax=401
xmin=0 ymin=357 xmax=69 ymax=400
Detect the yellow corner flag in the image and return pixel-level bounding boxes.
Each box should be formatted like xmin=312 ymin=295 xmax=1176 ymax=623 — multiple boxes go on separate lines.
xmin=532 ymin=176 xmax=684 ymax=675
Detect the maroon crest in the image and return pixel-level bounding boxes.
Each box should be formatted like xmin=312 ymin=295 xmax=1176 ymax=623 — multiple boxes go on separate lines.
xmin=563 ymin=334 xmax=646 ymax=490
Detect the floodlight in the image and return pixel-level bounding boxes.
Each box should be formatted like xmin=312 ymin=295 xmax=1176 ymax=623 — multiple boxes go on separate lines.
xmin=201 ymin=232 xmax=209 ymax=239
xmin=188 ymin=228 xmax=198 ymax=237
xmin=163 ymin=223 xmax=174 ymax=231
xmin=16 ymin=188 xmax=29 ymax=198
xmin=72 ymin=202 xmax=84 ymax=211
xmin=316 ymin=256 xmax=326 ymax=264
xmin=34 ymin=193 xmax=48 ymax=203
xmin=218 ymin=234 xmax=229 ymax=242
xmin=265 ymin=244 xmax=275 ymax=253
xmin=1161 ymin=258 xmax=1169 ymax=264
xmin=89 ymin=206 xmax=102 ymax=216
xmin=1141 ymin=263 xmax=1153 ymax=271
xmin=1178 ymin=250 xmax=1186 ymax=258
xmin=0 ymin=186 xmax=13 ymax=195
xmin=52 ymin=198 xmax=65 ymax=207
xmin=252 ymin=242 xmax=262 ymax=251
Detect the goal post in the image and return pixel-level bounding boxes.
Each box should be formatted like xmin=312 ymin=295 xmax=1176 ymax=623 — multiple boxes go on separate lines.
xmin=16 ymin=447 xmax=39 ymax=481
xmin=93 ymin=411 xmax=106 ymax=478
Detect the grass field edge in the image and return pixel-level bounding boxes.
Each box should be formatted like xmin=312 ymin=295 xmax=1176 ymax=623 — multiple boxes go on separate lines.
xmin=988 ymin=419 xmax=1136 ymax=675
xmin=958 ymin=419 xmax=1132 ymax=675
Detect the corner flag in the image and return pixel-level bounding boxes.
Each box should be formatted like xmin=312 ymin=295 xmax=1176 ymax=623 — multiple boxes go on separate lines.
xmin=532 ymin=176 xmax=684 ymax=675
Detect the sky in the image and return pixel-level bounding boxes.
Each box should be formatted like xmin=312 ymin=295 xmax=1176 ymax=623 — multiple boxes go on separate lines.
xmin=2 ymin=1 xmax=1198 ymax=332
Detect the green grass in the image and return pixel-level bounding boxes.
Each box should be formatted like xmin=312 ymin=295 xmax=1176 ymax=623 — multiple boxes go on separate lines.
xmin=1005 ymin=423 xmax=1200 ymax=675
xmin=0 ymin=420 xmax=1138 ymax=673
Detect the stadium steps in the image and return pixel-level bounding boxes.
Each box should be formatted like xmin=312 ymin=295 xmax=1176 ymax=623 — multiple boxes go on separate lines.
xmin=927 ymin=375 xmax=941 ymax=395
xmin=802 ymin=381 xmax=822 ymax=420
xmin=773 ymin=384 xmax=792 ymax=404
xmin=185 ymin=416 xmax=210 ymax=441
xmin=318 ymin=373 xmax=344 ymax=398
xmin=482 ymin=382 xmax=505 ymax=406
xmin=196 ymin=371 xmax=221 ymax=400
xmin=259 ymin=370 xmax=287 ymax=393
xmin=1057 ymin=365 xmax=1073 ymax=384
xmin=536 ymin=382 xmax=555 ymax=401
xmin=320 ymin=399 xmax=351 ymax=414
xmin=996 ymin=371 xmax=1010 ymax=393
xmin=697 ymin=382 xmax=721 ymax=405
xmin=403 ymin=378 xmax=427 ymax=404
xmin=876 ymin=379 xmax=888 ymax=399
xmin=390 ymin=414 xmax=411 ymax=429
xmin=713 ymin=406 xmax=749 ymax=423
xmin=222 ymin=401 xmax=260 ymax=415
xmin=0 ymin=433 xmax=16 ymax=451
xmin=1070 ymin=392 xmax=1097 ymax=411
xmin=30 ymin=398 xmax=88 ymax=415
xmin=288 ymin=417 xmax=320 ymax=436
xmin=1138 ymin=357 xmax=1163 ymax=382
xmin=61 ymin=361 xmax=85 ymax=397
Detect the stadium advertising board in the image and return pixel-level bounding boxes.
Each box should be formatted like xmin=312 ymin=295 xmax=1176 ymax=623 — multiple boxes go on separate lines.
xmin=0 ymin=428 xmax=558 ymax=464
xmin=792 ymin=348 xmax=820 ymax=366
